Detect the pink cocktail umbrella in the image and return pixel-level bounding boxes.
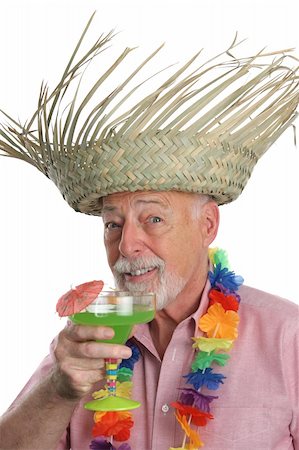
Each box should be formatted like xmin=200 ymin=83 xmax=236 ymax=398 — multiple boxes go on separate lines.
xmin=56 ymin=280 xmax=104 ymax=317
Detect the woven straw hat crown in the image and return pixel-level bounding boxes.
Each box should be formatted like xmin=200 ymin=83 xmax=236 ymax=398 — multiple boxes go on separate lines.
xmin=0 ymin=13 xmax=298 ymax=215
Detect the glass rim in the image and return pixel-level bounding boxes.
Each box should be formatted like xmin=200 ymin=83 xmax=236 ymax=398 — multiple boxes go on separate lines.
xmin=98 ymin=291 xmax=155 ymax=297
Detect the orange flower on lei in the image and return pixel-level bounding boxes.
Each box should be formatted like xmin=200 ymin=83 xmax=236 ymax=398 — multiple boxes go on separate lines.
xmin=198 ymin=303 xmax=239 ymax=339
xmin=175 ymin=412 xmax=204 ymax=448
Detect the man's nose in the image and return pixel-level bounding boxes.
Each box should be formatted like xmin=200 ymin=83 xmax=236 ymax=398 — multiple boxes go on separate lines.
xmin=118 ymin=221 xmax=145 ymax=258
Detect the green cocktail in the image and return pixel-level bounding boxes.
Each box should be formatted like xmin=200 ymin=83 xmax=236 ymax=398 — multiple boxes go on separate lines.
xmin=70 ymin=291 xmax=155 ymax=411
xmin=71 ymin=307 xmax=154 ymax=344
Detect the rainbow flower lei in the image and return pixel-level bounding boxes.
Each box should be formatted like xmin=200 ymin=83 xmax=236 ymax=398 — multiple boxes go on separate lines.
xmin=90 ymin=343 xmax=141 ymax=450
xmin=89 ymin=248 xmax=243 ymax=449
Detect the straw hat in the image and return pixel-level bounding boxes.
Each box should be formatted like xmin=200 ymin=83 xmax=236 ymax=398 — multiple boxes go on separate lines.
xmin=0 ymin=14 xmax=298 ymax=215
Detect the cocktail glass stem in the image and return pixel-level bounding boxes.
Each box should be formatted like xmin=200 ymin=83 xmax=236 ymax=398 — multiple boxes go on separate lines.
xmin=105 ymin=358 xmax=118 ymax=396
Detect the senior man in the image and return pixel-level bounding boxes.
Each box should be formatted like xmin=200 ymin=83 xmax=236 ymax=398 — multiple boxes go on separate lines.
xmin=0 ymin=16 xmax=298 ymax=450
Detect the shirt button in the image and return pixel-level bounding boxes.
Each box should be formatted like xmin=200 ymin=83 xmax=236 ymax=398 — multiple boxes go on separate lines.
xmin=162 ymin=403 xmax=170 ymax=414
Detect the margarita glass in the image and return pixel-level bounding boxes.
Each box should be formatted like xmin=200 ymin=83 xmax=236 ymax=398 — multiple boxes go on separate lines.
xmin=70 ymin=291 xmax=155 ymax=411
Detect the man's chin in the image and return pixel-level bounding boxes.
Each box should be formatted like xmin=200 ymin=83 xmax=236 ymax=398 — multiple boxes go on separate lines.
xmin=126 ymin=284 xmax=176 ymax=310
xmin=122 ymin=280 xmax=155 ymax=294
xmin=115 ymin=280 xmax=165 ymax=308
xmin=114 ymin=273 xmax=186 ymax=310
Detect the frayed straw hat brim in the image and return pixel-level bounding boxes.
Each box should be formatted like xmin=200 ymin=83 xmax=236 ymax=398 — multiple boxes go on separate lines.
xmin=1 ymin=13 xmax=298 ymax=215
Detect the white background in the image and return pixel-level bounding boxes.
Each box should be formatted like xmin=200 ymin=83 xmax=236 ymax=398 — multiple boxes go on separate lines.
xmin=0 ymin=0 xmax=298 ymax=414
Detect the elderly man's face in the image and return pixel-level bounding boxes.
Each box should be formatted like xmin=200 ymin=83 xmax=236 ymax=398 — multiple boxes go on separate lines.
xmin=102 ymin=191 xmax=217 ymax=309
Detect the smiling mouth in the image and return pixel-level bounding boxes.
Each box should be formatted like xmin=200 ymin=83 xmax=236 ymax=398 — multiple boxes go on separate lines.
xmin=125 ymin=267 xmax=156 ymax=277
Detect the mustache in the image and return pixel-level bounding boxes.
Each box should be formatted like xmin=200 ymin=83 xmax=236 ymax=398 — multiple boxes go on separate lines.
xmin=113 ymin=255 xmax=165 ymax=274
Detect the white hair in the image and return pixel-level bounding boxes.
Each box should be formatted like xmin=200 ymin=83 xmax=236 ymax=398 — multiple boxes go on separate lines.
xmin=113 ymin=255 xmax=186 ymax=310
xmin=190 ymin=194 xmax=213 ymax=220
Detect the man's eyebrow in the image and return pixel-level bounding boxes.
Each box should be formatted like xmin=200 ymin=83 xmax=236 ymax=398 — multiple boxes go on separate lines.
xmin=102 ymin=199 xmax=170 ymax=214
xmin=102 ymin=204 xmax=118 ymax=214
xmin=135 ymin=199 xmax=169 ymax=208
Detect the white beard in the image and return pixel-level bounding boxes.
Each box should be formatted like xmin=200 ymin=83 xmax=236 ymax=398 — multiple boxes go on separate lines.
xmin=112 ymin=255 xmax=186 ymax=310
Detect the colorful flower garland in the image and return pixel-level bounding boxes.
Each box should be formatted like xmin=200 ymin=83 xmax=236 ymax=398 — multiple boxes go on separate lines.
xmin=89 ymin=248 xmax=243 ymax=449
xmin=90 ymin=342 xmax=141 ymax=450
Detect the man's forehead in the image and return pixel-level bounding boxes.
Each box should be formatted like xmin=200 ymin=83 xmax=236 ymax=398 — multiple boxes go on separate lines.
xmin=101 ymin=190 xmax=188 ymax=212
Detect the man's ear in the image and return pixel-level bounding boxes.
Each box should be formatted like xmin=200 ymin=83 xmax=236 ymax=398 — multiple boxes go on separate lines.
xmin=200 ymin=200 xmax=220 ymax=247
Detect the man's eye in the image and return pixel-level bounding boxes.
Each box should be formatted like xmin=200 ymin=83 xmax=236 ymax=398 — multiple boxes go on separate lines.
xmin=148 ymin=216 xmax=162 ymax=224
xmin=105 ymin=222 xmax=121 ymax=230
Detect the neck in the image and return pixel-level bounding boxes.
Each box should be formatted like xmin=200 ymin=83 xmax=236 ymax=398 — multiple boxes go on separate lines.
xmin=149 ymin=260 xmax=209 ymax=359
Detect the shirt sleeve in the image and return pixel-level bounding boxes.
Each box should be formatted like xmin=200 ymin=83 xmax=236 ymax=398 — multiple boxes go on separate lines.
xmin=282 ymin=309 xmax=299 ymax=448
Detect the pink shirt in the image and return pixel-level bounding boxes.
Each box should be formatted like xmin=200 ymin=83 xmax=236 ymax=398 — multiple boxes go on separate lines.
xmin=13 ymin=283 xmax=299 ymax=449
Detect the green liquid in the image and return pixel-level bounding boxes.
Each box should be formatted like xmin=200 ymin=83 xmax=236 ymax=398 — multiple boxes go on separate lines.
xmin=70 ymin=308 xmax=154 ymax=344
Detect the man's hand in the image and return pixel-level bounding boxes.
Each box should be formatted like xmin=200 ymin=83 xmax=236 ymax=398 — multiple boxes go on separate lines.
xmin=50 ymin=322 xmax=132 ymax=400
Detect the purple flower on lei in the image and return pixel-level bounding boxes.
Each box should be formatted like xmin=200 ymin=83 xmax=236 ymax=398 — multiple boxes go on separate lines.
xmin=89 ymin=438 xmax=115 ymax=450
xmin=216 ymin=283 xmax=241 ymax=302
xmin=209 ymin=264 xmax=244 ymax=292
xmin=89 ymin=439 xmax=131 ymax=450
xmin=179 ymin=388 xmax=218 ymax=412
xmin=183 ymin=367 xmax=226 ymax=390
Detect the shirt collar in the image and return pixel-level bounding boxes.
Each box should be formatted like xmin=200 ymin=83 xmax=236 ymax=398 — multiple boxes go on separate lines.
xmin=189 ymin=273 xmax=211 ymax=337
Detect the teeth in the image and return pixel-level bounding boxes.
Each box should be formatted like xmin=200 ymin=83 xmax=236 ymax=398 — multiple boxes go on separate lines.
xmin=130 ymin=267 xmax=154 ymax=276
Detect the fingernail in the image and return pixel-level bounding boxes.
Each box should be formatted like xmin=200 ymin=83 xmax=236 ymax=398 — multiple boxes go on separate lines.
xmin=121 ymin=349 xmax=132 ymax=359
xmin=103 ymin=328 xmax=114 ymax=338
